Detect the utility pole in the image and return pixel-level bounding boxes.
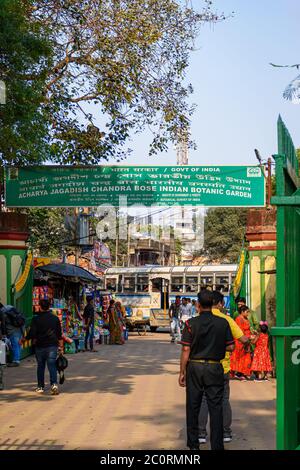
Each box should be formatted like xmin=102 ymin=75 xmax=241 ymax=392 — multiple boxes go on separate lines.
xmin=115 ymin=230 xmax=119 ymax=266
xmin=74 ymin=207 xmax=79 ymax=265
xmin=127 ymin=223 xmax=130 ymax=267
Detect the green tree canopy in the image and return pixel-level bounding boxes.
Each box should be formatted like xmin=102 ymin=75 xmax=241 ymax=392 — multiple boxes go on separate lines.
xmin=1 ymin=1 xmax=225 ymax=166
xmin=201 ymin=208 xmax=248 ymax=263
xmin=22 ymin=207 xmax=68 ymax=257
xmin=0 ymin=0 xmax=52 ymax=166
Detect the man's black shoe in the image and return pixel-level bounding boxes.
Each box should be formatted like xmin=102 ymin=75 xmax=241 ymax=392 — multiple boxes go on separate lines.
xmin=189 ymin=446 xmax=200 ymax=450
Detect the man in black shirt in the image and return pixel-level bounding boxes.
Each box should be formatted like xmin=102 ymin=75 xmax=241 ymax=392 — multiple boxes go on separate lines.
xmin=27 ymin=299 xmax=62 ymax=395
xmin=179 ymin=290 xmax=235 ymax=450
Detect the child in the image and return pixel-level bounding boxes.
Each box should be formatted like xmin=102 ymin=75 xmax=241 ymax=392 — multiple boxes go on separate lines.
xmin=251 ymin=321 xmax=272 ymax=380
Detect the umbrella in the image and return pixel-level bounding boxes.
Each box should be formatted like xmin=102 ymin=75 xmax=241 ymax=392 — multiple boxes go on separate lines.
xmin=38 ymin=263 xmax=99 ymax=283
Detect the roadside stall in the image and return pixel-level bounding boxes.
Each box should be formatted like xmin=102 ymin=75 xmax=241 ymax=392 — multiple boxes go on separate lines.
xmin=33 ymin=263 xmax=100 ymax=352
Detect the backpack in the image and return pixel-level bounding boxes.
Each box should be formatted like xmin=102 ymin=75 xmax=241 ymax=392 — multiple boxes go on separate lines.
xmin=6 ymin=307 xmax=26 ymax=328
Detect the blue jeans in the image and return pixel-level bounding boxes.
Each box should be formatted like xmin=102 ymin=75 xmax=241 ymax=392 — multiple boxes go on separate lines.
xmin=85 ymin=323 xmax=94 ymax=350
xmin=170 ymin=317 xmax=181 ymax=340
xmin=8 ymin=330 xmax=22 ymax=363
xmin=35 ymin=346 xmax=58 ymax=388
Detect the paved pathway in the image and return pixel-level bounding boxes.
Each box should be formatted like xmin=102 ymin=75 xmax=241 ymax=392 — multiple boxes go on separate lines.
xmin=0 ymin=332 xmax=276 ymax=450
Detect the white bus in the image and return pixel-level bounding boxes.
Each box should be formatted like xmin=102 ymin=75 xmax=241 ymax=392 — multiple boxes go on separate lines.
xmin=103 ymin=265 xmax=237 ymax=331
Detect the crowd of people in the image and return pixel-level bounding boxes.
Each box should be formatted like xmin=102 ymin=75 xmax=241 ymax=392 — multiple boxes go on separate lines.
xmin=171 ymin=294 xmax=273 ymax=381
xmin=177 ymin=290 xmax=273 ymax=451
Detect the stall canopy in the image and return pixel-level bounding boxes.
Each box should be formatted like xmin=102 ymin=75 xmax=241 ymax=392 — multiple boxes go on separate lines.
xmin=37 ymin=263 xmax=99 ymax=283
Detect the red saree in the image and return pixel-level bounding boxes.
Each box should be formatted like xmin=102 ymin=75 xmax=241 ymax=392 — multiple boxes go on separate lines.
xmin=230 ymin=315 xmax=252 ymax=376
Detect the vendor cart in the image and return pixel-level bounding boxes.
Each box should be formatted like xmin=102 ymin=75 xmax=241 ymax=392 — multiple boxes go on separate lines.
xmin=125 ymin=310 xmax=149 ymax=336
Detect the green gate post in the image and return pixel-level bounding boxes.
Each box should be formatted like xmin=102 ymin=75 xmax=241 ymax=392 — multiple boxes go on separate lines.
xmin=0 ymin=213 xmax=33 ymax=359
xmin=271 ymin=116 xmax=300 ymax=450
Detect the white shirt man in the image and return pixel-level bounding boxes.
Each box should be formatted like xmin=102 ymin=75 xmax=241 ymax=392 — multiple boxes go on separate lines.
xmin=180 ymin=299 xmax=192 ymax=324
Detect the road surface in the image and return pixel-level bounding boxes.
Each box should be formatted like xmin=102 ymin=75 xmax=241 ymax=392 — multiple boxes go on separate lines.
xmin=0 ymin=331 xmax=276 ymax=450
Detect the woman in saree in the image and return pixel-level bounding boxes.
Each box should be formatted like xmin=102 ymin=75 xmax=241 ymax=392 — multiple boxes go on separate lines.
xmin=230 ymin=305 xmax=252 ymax=380
xmin=109 ymin=300 xmax=124 ymax=345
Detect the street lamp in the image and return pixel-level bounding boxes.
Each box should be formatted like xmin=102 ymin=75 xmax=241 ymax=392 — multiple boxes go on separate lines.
xmin=254 ymin=149 xmax=272 ymax=208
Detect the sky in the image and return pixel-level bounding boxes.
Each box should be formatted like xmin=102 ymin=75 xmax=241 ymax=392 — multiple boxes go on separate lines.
xmin=114 ymin=0 xmax=300 ymax=167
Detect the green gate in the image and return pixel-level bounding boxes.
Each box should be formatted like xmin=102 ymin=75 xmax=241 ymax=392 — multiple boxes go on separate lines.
xmin=271 ymin=115 xmax=300 ymax=450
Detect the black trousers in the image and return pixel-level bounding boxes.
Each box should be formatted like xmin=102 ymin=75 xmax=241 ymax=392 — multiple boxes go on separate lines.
xmin=186 ymin=361 xmax=224 ymax=450
xmin=198 ymin=372 xmax=232 ymax=438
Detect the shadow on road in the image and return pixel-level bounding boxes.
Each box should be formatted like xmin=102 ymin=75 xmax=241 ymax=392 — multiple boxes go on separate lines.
xmin=0 ymin=438 xmax=64 ymax=450
xmin=1 ymin=334 xmax=181 ymax=402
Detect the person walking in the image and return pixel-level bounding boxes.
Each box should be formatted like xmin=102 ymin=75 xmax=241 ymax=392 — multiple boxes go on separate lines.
xmin=115 ymin=301 xmax=126 ymax=344
xmin=169 ymin=296 xmax=181 ymax=343
xmin=179 ymin=290 xmax=235 ymax=450
xmin=180 ymin=297 xmax=192 ymax=324
xmin=27 ymin=299 xmax=63 ymax=395
xmin=83 ymin=296 xmax=96 ymax=352
xmin=0 ymin=302 xmax=25 ymax=367
xmin=109 ymin=301 xmax=125 ymax=345
xmin=198 ymin=291 xmax=250 ymax=444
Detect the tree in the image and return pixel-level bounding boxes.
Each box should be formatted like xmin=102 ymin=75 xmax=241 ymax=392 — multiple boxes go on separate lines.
xmin=6 ymin=0 xmax=223 ymax=165
xmin=201 ymin=208 xmax=248 ymax=263
xmin=270 ymin=63 xmax=300 ymax=104
xmin=0 ymin=0 xmax=52 ymax=166
xmin=22 ymin=208 xmax=68 ymax=257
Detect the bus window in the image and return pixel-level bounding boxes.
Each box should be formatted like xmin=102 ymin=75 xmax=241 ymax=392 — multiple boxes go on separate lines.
xmin=171 ymin=276 xmax=184 ymax=293
xmin=152 ymin=279 xmax=161 ymax=292
xmin=216 ymin=275 xmax=229 ymax=292
xmin=137 ymin=276 xmax=149 ymax=292
xmin=124 ymin=276 xmax=135 ymax=293
xmin=106 ymin=278 xmax=117 ymax=292
xmin=185 ymin=276 xmax=198 ymax=293
xmin=200 ymin=275 xmax=213 ymax=290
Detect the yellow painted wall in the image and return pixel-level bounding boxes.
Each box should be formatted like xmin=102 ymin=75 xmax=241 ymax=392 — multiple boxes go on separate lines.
xmin=0 ymin=255 xmax=7 ymax=304
xmin=265 ymin=255 xmax=276 ymax=327
xmin=250 ymin=255 xmax=261 ymax=320
xmin=11 ymin=255 xmax=23 ymax=286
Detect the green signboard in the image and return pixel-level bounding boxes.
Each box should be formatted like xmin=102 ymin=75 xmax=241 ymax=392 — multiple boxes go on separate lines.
xmin=5 ymin=165 xmax=265 ymax=207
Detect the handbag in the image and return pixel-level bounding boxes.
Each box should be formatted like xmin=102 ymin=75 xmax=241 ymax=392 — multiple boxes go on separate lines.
xmin=56 ymin=353 xmax=68 ymax=385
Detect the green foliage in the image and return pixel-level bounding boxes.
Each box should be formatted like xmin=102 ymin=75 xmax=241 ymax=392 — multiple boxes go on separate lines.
xmin=21 ymin=207 xmax=68 ymax=257
xmin=297 ymin=148 xmax=300 ymax=172
xmin=25 ymin=0 xmax=223 ymax=164
xmin=202 ymin=208 xmax=248 ymax=263
xmin=0 ymin=0 xmax=52 ymax=166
